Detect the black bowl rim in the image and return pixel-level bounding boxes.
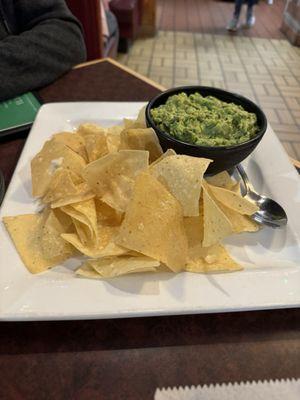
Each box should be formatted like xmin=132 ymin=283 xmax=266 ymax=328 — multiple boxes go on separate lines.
xmin=145 ymin=85 xmax=268 ymax=151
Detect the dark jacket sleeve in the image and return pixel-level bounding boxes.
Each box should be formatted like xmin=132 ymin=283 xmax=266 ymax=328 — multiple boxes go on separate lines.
xmin=0 ymin=0 xmax=86 ymax=101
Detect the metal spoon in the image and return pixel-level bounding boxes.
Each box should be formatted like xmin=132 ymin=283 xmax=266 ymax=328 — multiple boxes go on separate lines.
xmin=236 ymin=164 xmax=288 ymax=228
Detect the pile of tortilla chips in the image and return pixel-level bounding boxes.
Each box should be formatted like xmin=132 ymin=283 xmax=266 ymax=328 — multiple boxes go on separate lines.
xmin=3 ymin=107 xmax=260 ymax=279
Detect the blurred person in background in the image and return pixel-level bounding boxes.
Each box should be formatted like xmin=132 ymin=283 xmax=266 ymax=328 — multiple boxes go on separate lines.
xmin=0 ymin=0 xmax=86 ymax=102
xmin=227 ymin=0 xmax=257 ymax=32
xmin=101 ymin=0 xmax=118 ymax=47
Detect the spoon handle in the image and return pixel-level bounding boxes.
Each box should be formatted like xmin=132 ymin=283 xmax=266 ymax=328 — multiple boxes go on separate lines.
xmin=236 ymin=164 xmax=254 ymax=193
xmin=236 ymin=164 xmax=262 ymax=203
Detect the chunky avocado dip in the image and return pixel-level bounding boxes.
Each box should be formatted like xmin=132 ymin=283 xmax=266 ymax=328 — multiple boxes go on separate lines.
xmin=150 ymin=92 xmax=259 ymax=146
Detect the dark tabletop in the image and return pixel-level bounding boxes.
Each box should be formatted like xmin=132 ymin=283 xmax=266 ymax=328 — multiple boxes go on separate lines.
xmin=0 ymin=60 xmax=299 ymax=400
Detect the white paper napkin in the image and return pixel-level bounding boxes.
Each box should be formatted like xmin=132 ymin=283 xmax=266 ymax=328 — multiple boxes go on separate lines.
xmin=154 ymin=379 xmax=300 ymax=400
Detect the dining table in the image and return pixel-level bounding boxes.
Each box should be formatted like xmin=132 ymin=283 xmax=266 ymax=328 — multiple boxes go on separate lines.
xmin=0 ymin=58 xmax=299 ymax=400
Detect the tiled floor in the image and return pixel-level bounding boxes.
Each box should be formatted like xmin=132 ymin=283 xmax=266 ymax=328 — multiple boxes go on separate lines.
xmin=117 ymin=32 xmax=300 ymax=160
xmin=157 ymin=0 xmax=286 ymax=39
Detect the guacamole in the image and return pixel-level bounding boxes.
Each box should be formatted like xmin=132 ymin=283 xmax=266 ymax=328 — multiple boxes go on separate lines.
xmin=150 ymin=92 xmax=259 ymax=147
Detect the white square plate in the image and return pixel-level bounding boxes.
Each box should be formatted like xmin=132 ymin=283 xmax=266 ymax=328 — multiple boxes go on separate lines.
xmin=0 ymin=102 xmax=300 ymax=321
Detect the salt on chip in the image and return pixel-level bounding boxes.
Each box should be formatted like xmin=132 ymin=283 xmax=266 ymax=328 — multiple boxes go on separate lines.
xmin=31 ymin=139 xmax=86 ymax=197
xmin=185 ymin=244 xmax=242 ymax=273
xmin=82 ymin=150 xmax=149 ymax=212
xmin=81 ymin=255 xmax=160 ymax=279
xmin=53 ymin=132 xmax=87 ymax=161
xmin=3 ymin=214 xmax=70 ymax=273
xmin=150 ymin=155 xmax=211 ymax=217
xmin=208 ymin=184 xmax=259 ymax=215
xmin=116 ymin=172 xmax=188 ymax=272
xmin=202 ymin=185 xmax=233 ymax=247
xmin=120 ymin=128 xmax=163 ymax=163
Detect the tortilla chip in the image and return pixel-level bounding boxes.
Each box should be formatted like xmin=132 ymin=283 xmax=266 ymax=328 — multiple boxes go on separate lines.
xmin=77 ymin=123 xmax=107 ymax=137
xmin=42 ymin=169 xmax=83 ymax=204
xmin=202 ymin=186 xmax=233 ymax=247
xmin=41 ymin=210 xmax=75 ymax=259
xmin=136 ymin=105 xmax=147 ymax=127
xmin=150 ymin=155 xmax=211 ymax=217
xmin=183 ymin=198 xmax=204 ymax=258
xmin=116 ymin=172 xmax=188 ymax=272
xmin=61 ymin=198 xmax=97 ymax=243
xmin=61 ymin=228 xmax=128 ymax=258
xmin=205 ymin=171 xmax=236 ymax=190
xmin=120 ymin=128 xmax=163 ymax=163
xmin=231 ymin=182 xmax=241 ymax=195
xmin=31 ymin=139 xmax=86 ymax=197
xmin=51 ymin=185 xmax=95 ymax=209
xmin=3 ymin=214 xmax=68 ymax=273
xmin=76 ymin=263 xmax=101 ymax=279
xmin=185 ymin=244 xmax=242 ymax=273
xmin=95 ymin=199 xmax=123 ymax=226
xmin=84 ymin=133 xmax=109 ymax=162
xmin=123 ymin=118 xmax=138 ymax=129
xmin=208 ymin=184 xmax=259 ymax=215
xmin=52 ymin=208 xmax=73 ymax=230
xmin=71 ymin=218 xmax=90 ymax=245
xmin=82 ymin=150 xmax=149 ymax=212
xmin=81 ymin=255 xmax=159 ymax=279
xmin=149 ymin=148 xmax=177 ymax=168
xmin=216 ymin=201 xmax=260 ymax=233
xmin=107 ymin=125 xmax=124 ymax=135
xmin=53 ymin=132 xmax=87 ymax=161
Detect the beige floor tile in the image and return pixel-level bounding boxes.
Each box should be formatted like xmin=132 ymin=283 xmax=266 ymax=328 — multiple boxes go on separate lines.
xmin=151 ymin=58 xmax=164 ymax=67
xmin=160 ymin=77 xmax=173 ymax=88
xmin=263 ymin=109 xmax=280 ymax=124
xmin=150 ymin=66 xmax=174 ymax=77
xmin=293 ymin=142 xmax=300 ymax=159
xmin=272 ymin=125 xmax=300 ymax=135
xmin=277 ymin=110 xmax=295 ymax=125
xmin=284 ymin=97 xmax=300 ymax=110
xmin=160 ymin=58 xmax=173 ymax=68
xmin=175 ymin=78 xmax=200 ymax=86
xmin=281 ymin=142 xmax=298 ymax=159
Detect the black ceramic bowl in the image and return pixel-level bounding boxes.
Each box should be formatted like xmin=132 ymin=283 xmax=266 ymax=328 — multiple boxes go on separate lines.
xmin=145 ymin=86 xmax=267 ymax=175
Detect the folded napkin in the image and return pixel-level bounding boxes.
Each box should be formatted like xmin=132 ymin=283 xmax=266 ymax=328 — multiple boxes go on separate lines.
xmin=155 ymin=379 xmax=300 ymax=400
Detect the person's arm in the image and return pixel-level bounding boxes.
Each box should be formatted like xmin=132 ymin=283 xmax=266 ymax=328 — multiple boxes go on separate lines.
xmin=0 ymin=0 xmax=86 ymax=101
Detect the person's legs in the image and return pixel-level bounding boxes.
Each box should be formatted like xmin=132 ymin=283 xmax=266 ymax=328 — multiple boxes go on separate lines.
xmin=227 ymin=0 xmax=243 ymax=31
xmin=245 ymin=0 xmax=256 ymax=27
xmin=233 ymin=0 xmax=244 ymax=19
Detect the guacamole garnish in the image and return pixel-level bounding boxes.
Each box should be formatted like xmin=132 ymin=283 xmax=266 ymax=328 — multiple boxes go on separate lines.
xmin=150 ymin=92 xmax=259 ymax=147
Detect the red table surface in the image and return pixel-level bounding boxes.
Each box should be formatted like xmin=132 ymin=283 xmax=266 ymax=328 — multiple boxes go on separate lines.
xmin=0 ymin=60 xmax=299 ymax=400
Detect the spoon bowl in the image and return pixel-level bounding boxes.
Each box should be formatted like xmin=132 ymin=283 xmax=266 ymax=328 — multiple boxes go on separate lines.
xmin=236 ymin=165 xmax=288 ymax=228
